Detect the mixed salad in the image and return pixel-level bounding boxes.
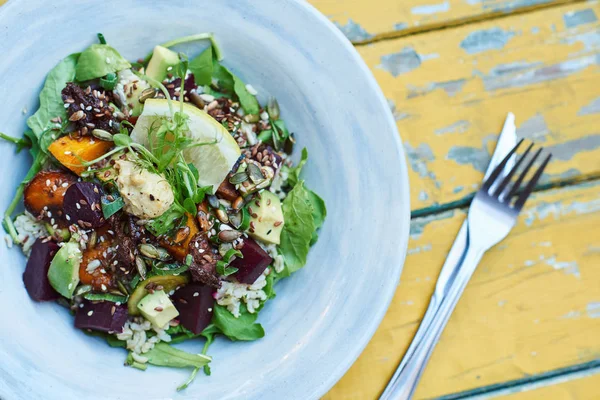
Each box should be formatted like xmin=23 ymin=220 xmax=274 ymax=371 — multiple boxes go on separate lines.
xmin=1 ymin=33 xmax=325 ymax=390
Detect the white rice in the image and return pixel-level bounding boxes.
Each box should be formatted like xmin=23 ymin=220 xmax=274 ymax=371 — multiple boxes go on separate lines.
xmin=270 ymin=166 xmax=289 ymax=201
xmin=14 ymin=212 xmax=48 ymax=256
xmin=116 ymin=317 xmax=172 ymax=359
xmin=216 ymin=270 xmax=269 ymax=317
xmin=262 ymin=243 xmax=284 ymax=274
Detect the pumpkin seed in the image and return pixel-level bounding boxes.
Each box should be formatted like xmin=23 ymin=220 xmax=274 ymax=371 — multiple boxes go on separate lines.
xmin=229 ymin=172 xmax=249 ymax=185
xmin=117 ymin=280 xmax=130 ymax=295
xmin=229 ymin=211 xmax=242 ymax=228
xmin=243 ymin=114 xmax=259 ymax=123
xmin=135 ymin=256 xmax=147 ymax=280
xmin=156 ymin=247 xmax=171 ymax=261
xmin=69 ymin=110 xmax=86 ymax=122
xmin=196 ymin=210 xmax=212 ymax=232
xmin=267 ymin=97 xmax=280 ymax=120
xmin=138 ymin=88 xmax=157 ymax=103
xmin=91 ymin=129 xmax=114 ymax=141
xmin=139 ymin=243 xmax=160 ymax=259
xmin=247 ymin=163 xmax=265 ymax=183
xmin=207 ymin=195 xmax=220 ymax=209
xmin=218 ymin=229 xmax=242 ymax=242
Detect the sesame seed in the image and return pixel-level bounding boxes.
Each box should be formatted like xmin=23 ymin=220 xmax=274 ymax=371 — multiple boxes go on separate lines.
xmin=101 ymin=284 xmax=107 ymax=291
xmin=45 ymin=179 xmax=51 ymax=186
xmin=80 ymin=103 xmax=85 ymax=109
xmin=50 ymin=218 xmax=55 ymax=225
xmin=208 ymin=308 xmax=213 ymax=312
xmin=47 ymin=211 xmax=52 ymax=218
xmin=193 ymin=292 xmax=199 ymax=297
xmin=87 ymin=311 xmax=94 ymax=316
xmin=64 ymin=151 xmax=72 ymax=155
xmin=66 ymin=215 xmax=71 ymax=221
xmin=106 ymin=57 xmax=111 ymax=64
xmin=64 ymin=103 xmax=70 ymax=108
xmin=76 ymin=203 xmax=81 ymax=210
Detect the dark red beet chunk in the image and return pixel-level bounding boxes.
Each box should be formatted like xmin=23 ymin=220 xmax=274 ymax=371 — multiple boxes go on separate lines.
xmin=23 ymin=239 xmax=60 ymax=302
xmin=75 ymin=301 xmax=128 ymax=333
xmin=63 ymin=182 xmax=105 ymax=228
xmin=172 ymin=283 xmax=214 ymax=334
xmin=231 ymin=238 xmax=273 ymax=284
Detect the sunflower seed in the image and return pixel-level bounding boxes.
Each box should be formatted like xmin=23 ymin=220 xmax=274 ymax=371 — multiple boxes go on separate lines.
xmin=229 ymin=211 xmax=242 ymax=229
xmin=139 ymin=243 xmax=160 ymax=259
xmin=69 ymin=110 xmax=85 ymax=121
xmin=92 ymin=129 xmax=113 ymax=141
xmin=218 ymin=230 xmax=242 ymax=242
xmin=232 ymin=196 xmax=244 ymax=211
xmin=189 ymin=92 xmax=206 ymax=109
xmin=216 ymin=209 xmax=229 ymax=223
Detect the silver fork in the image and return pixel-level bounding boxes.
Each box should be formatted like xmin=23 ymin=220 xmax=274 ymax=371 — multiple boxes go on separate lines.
xmin=380 ymin=139 xmax=552 ymax=400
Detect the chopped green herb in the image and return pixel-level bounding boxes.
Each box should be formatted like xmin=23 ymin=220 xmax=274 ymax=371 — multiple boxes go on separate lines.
xmin=83 ymin=293 xmax=128 ymax=303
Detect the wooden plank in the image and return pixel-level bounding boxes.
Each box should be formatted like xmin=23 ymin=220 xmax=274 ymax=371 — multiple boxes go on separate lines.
xmin=309 ymin=0 xmax=578 ymax=43
xmin=350 ymin=0 xmax=600 ymax=211
xmin=323 ymin=180 xmax=600 ymax=399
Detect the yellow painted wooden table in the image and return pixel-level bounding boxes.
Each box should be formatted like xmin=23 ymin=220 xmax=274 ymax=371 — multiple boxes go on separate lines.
xmin=308 ymin=0 xmax=600 ymax=398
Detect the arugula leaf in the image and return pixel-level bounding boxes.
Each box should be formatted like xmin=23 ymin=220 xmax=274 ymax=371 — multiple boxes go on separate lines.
xmin=212 ymin=64 xmax=235 ymax=93
xmin=189 ymin=47 xmax=213 ymax=86
xmin=144 ymin=342 xmax=211 ymax=368
xmin=0 ymin=132 xmax=31 ymax=152
xmin=287 ymin=148 xmax=308 ymax=188
xmin=211 ymin=63 xmax=259 ymax=114
xmin=176 ymin=324 xmax=220 ymax=391
xmin=212 ymin=304 xmax=265 ymax=341
xmin=166 ymin=324 xmax=198 ymax=344
xmin=146 ymin=203 xmax=186 ymax=236
xmin=125 ymin=352 xmax=148 ymax=370
xmin=27 ymin=53 xmax=79 ymax=138
xmin=278 ymin=181 xmax=316 ymax=277
xmin=75 ymin=44 xmax=131 ymax=81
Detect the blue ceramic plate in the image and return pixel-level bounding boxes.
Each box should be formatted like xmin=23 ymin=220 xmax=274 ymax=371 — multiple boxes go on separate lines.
xmin=0 ymin=1 xmax=410 ymax=399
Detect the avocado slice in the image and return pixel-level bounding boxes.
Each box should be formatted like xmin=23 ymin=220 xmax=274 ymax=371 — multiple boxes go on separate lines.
xmin=115 ymin=70 xmax=151 ymax=117
xmin=146 ymin=46 xmax=180 ymax=83
xmin=248 ymin=190 xmax=284 ymax=245
xmin=137 ymin=290 xmax=179 ymax=329
xmin=128 ymin=274 xmax=189 ymax=316
xmin=47 ymin=241 xmax=82 ymax=298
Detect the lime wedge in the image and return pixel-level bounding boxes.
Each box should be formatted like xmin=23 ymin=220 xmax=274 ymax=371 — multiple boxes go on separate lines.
xmin=130 ymin=99 xmax=241 ymax=191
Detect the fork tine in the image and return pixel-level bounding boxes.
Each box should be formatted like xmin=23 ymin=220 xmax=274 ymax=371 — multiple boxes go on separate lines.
xmin=513 ymin=153 xmax=552 ymax=210
xmin=506 ymin=147 xmax=543 ymax=200
xmin=482 ymin=139 xmax=524 ymax=191
xmin=492 ymin=142 xmax=534 ymax=198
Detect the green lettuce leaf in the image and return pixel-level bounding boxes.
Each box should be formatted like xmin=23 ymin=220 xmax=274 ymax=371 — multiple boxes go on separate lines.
xmin=189 ymin=46 xmax=213 ymax=86
xmin=75 ymin=44 xmax=131 ymax=81
xmin=212 ymin=304 xmax=265 ymax=341
xmin=287 ymin=148 xmax=308 ymax=188
xmin=279 ymin=181 xmax=316 ymax=276
xmin=27 ymin=53 xmax=79 ymax=138
xmin=307 ymin=189 xmax=327 ymax=245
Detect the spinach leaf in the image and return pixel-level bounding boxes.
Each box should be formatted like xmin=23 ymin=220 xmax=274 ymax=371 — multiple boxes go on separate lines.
xmin=166 ymin=324 xmax=198 ymax=344
xmin=101 ymin=193 xmax=124 ymax=219
xmin=106 ymin=335 xmax=127 ymax=348
xmin=212 ymin=63 xmax=259 ymax=114
xmin=212 ymin=304 xmax=265 ymax=341
xmin=278 ymin=181 xmax=316 ymax=277
xmin=188 ymin=47 xmax=213 ymax=86
xmin=75 ymin=44 xmax=131 ymax=81
xmin=307 ymin=189 xmax=327 ymax=245
xmin=144 ymin=342 xmax=212 ymax=368
xmin=27 ymin=53 xmax=79 ymax=138
xmin=287 ymin=148 xmax=308 ymax=188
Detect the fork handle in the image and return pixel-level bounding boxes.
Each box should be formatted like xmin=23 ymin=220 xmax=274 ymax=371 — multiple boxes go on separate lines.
xmin=379 ymin=246 xmax=485 ymax=400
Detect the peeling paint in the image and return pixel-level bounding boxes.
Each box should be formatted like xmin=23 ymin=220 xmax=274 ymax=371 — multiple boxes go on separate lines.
xmin=517 ymin=114 xmax=549 ymax=142
xmin=447 ymin=146 xmax=490 ymax=172
xmin=541 ymin=168 xmax=581 ymax=184
xmin=410 ymin=210 xmax=455 ymax=239
xmin=419 ymin=191 xmax=429 ymax=202
xmin=407 ymin=78 xmax=467 ymax=98
xmin=404 ymin=142 xmax=435 ymax=178
xmin=460 ymin=28 xmax=516 ymax=54
xmin=411 ymin=1 xmax=450 ymax=15
xmin=482 ymin=56 xmax=599 ymax=91
xmin=407 ymin=243 xmax=433 ymax=255
xmin=563 ymin=9 xmax=597 ymax=29
xmin=378 ymin=47 xmax=422 ymax=76
xmin=559 ymin=310 xmax=581 ymax=319
xmin=563 ymin=30 xmax=600 ymax=52
xmin=435 ymin=120 xmax=471 ymax=135
xmin=453 ymin=186 xmax=464 ymax=194
xmin=578 ymin=96 xmax=600 ymax=116
xmin=523 ymin=196 xmax=600 ymax=226
xmin=333 ymin=18 xmax=373 ymax=42
xmin=546 ymin=135 xmax=600 ymax=161
xmin=387 ymin=99 xmax=411 ymax=121
xmin=531 ymin=27 xmax=540 ymax=34
xmin=394 ymin=22 xmax=409 ymax=31
xmin=586 ymin=302 xmax=600 ymax=318
xmin=543 ymin=257 xmax=580 ymax=278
